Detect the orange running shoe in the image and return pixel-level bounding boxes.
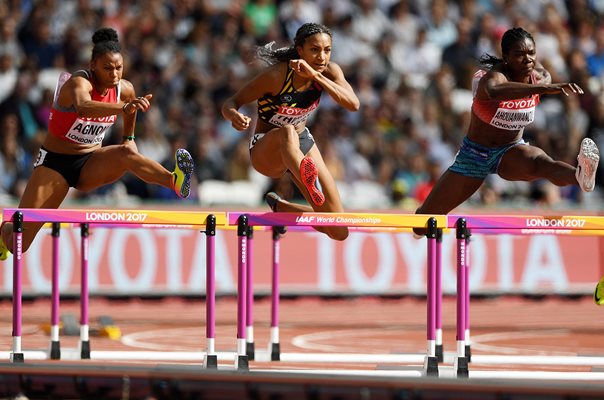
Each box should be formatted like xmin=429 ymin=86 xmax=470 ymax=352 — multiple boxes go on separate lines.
xmin=300 ymin=156 xmax=325 ymax=206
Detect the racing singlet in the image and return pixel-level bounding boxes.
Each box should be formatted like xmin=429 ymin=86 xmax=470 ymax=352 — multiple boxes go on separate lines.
xmin=471 ymin=69 xmax=540 ymax=131
xmin=48 ymin=70 xmax=120 ymax=145
xmin=257 ymin=66 xmax=323 ymax=127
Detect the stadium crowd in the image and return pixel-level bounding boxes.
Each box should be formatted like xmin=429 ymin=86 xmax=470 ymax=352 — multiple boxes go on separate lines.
xmin=0 ymin=0 xmax=603 ymax=210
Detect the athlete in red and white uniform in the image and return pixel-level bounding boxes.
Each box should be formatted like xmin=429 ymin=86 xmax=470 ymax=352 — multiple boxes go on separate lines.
xmin=415 ymin=27 xmax=598 ymax=230
xmin=0 ymin=28 xmax=194 ymax=260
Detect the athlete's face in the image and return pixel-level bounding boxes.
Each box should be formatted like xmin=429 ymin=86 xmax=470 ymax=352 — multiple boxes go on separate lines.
xmin=504 ymin=37 xmax=536 ymax=77
xmin=297 ymin=33 xmax=332 ymax=72
xmin=91 ymin=51 xmax=124 ymax=88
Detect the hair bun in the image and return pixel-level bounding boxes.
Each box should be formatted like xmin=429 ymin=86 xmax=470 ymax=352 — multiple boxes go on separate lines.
xmin=92 ymin=27 xmax=119 ymax=45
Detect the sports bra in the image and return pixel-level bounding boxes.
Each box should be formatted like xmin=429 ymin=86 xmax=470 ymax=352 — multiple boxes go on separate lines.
xmin=471 ymin=69 xmax=540 ymax=131
xmin=257 ymin=66 xmax=323 ymax=127
xmin=48 ymin=70 xmax=120 ymax=145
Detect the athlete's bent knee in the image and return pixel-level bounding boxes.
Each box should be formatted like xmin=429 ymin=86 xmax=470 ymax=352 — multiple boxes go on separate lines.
xmin=328 ymin=227 xmax=349 ymax=241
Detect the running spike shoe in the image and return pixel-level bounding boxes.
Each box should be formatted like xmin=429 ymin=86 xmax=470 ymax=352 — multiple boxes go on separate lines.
xmin=300 ymin=156 xmax=325 ymax=206
xmin=172 ymin=148 xmax=194 ymax=199
xmin=576 ymin=137 xmax=599 ymax=192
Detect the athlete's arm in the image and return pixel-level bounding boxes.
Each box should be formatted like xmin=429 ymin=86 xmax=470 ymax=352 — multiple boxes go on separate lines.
xmin=476 ymin=69 xmax=583 ymax=101
xmin=63 ymin=76 xmax=152 ymax=119
xmin=292 ymin=60 xmax=360 ymax=112
xmin=222 ymin=65 xmax=283 ymax=131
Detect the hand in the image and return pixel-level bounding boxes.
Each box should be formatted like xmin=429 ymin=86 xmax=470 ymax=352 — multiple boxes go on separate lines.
xmin=289 ymin=59 xmax=319 ymax=80
xmin=123 ymin=94 xmax=153 ymax=114
xmin=548 ymin=83 xmax=584 ymax=96
xmin=230 ymin=111 xmax=252 ymax=131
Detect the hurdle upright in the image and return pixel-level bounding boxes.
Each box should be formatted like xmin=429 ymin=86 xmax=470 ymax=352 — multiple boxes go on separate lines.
xmin=2 ymin=208 xmax=225 ymax=364
xmin=448 ymin=213 xmax=604 ymax=378
xmin=227 ymin=211 xmax=446 ymax=375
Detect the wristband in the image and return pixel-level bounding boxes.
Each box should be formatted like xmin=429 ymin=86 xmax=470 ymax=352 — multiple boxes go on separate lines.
xmin=122 ymin=102 xmax=129 ymax=113
xmin=123 ymin=135 xmax=135 ymax=141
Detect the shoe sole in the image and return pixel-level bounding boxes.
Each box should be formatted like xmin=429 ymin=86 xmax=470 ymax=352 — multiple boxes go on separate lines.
xmin=300 ymin=156 xmax=325 ymax=206
xmin=175 ymin=149 xmax=194 ymax=198
xmin=577 ymin=138 xmax=599 ymax=192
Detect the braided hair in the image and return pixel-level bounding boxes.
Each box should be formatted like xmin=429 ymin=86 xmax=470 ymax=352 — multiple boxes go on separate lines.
xmin=478 ymin=27 xmax=534 ymax=70
xmin=91 ymin=27 xmax=121 ymax=61
xmin=257 ymin=23 xmax=332 ymax=65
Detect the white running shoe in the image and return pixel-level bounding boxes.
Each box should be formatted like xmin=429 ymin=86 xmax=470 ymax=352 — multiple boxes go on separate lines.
xmin=576 ymin=138 xmax=599 ymax=192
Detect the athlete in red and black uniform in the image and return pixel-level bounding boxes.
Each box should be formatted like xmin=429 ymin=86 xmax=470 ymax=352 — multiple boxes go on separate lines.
xmin=0 ymin=27 xmax=194 ymax=259
xmin=222 ymin=23 xmax=359 ymax=241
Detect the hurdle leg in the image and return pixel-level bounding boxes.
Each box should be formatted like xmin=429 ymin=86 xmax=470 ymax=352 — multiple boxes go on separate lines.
xmin=246 ymin=226 xmax=255 ymax=360
xmin=49 ymin=223 xmax=61 ymax=360
xmin=423 ymin=217 xmax=439 ymax=377
xmin=435 ymin=229 xmax=443 ymax=363
xmin=79 ymin=223 xmax=91 ymax=359
xmin=269 ymin=226 xmax=285 ymax=361
xmin=465 ymin=231 xmax=472 ymax=363
xmin=203 ymin=215 xmax=218 ymax=369
xmin=10 ymin=212 xmax=24 ymax=363
xmin=454 ymin=218 xmax=469 ymax=378
xmin=235 ymin=215 xmax=249 ymax=370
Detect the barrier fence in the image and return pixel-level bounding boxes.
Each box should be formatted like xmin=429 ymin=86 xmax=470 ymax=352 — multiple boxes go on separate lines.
xmin=1 ymin=208 xmax=603 ymax=379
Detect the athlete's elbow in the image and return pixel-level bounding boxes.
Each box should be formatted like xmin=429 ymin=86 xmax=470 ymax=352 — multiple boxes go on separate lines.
xmin=347 ymin=99 xmax=360 ymax=112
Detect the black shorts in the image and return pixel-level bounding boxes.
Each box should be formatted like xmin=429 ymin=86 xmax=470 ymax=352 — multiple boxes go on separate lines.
xmin=249 ymin=127 xmax=316 ymax=155
xmin=33 ymin=147 xmax=93 ymax=188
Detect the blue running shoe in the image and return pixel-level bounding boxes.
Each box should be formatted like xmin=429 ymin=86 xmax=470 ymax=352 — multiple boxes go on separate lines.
xmin=172 ymin=148 xmax=194 ymax=199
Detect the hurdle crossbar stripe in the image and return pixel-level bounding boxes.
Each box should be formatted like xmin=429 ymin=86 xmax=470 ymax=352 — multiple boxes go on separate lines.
xmin=448 ymin=214 xmax=604 ymax=230
xmin=228 ymin=212 xmax=447 ymax=228
xmin=2 ymin=208 xmax=226 ymax=226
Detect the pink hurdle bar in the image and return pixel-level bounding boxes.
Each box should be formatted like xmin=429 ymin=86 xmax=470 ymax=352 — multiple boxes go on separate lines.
xmin=204 ymin=215 xmax=217 ymax=369
xmin=245 ymin=226 xmax=255 ymax=360
xmin=10 ymin=211 xmax=24 ymax=363
xmin=235 ymin=215 xmax=249 ymax=370
xmin=50 ymin=223 xmax=61 ymax=360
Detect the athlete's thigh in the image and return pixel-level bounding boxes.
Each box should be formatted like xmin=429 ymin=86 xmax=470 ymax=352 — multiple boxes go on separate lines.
xmin=498 ymin=144 xmax=548 ymax=181
xmin=250 ymin=129 xmax=288 ymax=177
xmin=17 ymin=166 xmax=70 ymax=250
xmin=419 ymin=170 xmax=484 ymax=215
xmin=19 ymin=166 xmax=70 ymax=208
xmin=77 ymin=145 xmax=127 ymax=191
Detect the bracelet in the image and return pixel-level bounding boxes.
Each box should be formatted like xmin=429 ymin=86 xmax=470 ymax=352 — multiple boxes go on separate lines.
xmin=122 ymin=102 xmax=129 ymax=113
xmin=123 ymin=135 xmax=135 ymax=141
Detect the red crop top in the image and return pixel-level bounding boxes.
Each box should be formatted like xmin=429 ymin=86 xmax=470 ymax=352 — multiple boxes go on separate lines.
xmin=471 ymin=69 xmax=540 ymax=131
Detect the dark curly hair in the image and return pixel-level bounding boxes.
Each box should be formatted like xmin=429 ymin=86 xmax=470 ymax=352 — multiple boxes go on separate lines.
xmin=256 ymin=23 xmax=332 ymax=65
xmin=91 ymin=27 xmax=121 ymax=61
xmin=478 ymin=27 xmax=534 ymax=70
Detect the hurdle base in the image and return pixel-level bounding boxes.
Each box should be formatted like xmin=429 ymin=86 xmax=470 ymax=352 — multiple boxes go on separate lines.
xmin=455 ymin=357 xmax=469 ymax=378
xmin=236 ymin=355 xmax=249 ymax=371
xmin=204 ymin=355 xmax=218 ymax=369
xmin=465 ymin=345 xmax=472 ymax=362
xmin=435 ymin=344 xmax=443 ymax=363
xmin=49 ymin=341 xmax=61 ymax=360
xmin=423 ymin=356 xmax=439 ymax=377
xmin=10 ymin=353 xmax=24 ymax=363
xmin=80 ymin=341 xmax=91 ymax=359
xmin=270 ymin=343 xmax=281 ymax=361
xmin=246 ymin=342 xmax=255 ymax=361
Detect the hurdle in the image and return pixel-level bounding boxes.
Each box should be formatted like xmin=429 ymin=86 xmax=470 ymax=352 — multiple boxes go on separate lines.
xmin=226 ymin=211 xmax=447 ymax=375
xmin=2 ymin=208 xmax=225 ymax=366
xmin=448 ymin=213 xmax=604 ymax=378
